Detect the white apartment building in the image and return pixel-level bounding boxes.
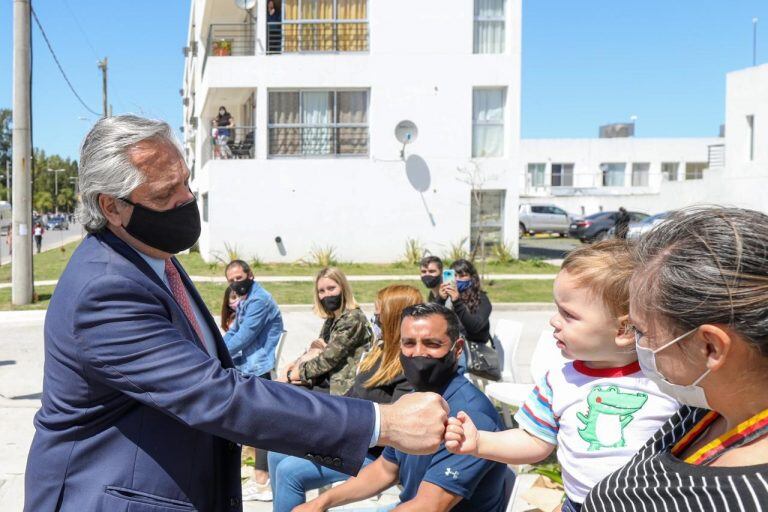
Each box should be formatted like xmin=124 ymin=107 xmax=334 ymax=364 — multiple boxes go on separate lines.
xmin=519 ymin=63 xmax=768 ymax=218
xmin=182 ymin=0 xmax=522 ymax=263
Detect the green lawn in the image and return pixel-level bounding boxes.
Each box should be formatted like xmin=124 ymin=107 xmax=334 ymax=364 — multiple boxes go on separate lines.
xmin=0 ymin=239 xmax=556 ymax=310
xmin=0 ymin=279 xmax=554 ymax=312
xmin=0 ymin=241 xmax=558 ymax=285
xmin=176 ymin=251 xmax=559 ymax=278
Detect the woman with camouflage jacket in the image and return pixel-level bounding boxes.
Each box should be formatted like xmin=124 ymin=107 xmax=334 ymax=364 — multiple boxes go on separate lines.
xmin=282 ymin=267 xmax=374 ymax=395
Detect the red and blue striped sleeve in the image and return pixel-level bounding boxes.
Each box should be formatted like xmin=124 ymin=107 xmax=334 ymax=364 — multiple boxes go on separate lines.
xmin=513 ymin=372 xmax=558 ymax=445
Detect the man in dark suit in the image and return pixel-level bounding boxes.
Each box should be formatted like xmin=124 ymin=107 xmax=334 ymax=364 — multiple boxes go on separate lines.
xmin=24 ymin=115 xmax=448 ymax=511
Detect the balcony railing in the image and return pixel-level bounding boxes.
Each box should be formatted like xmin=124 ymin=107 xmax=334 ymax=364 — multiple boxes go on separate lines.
xmin=268 ymin=124 xmax=369 ymax=157
xmin=206 ymin=126 xmax=256 ymax=161
xmin=708 ymin=144 xmax=725 ymax=168
xmin=266 ymin=20 xmax=369 ymax=54
xmin=203 ymin=23 xmax=255 ymax=72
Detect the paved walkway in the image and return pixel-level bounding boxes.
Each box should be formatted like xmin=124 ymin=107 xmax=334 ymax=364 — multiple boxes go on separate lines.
xmin=0 ymin=306 xmax=555 ymax=511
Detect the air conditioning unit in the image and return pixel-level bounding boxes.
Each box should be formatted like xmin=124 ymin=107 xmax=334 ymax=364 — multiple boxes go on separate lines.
xmin=183 ymin=46 xmax=190 ymax=57
xmin=190 ymin=117 xmax=198 ymax=129
xmin=183 ymin=98 xmax=190 ymax=106
xmin=191 ymin=41 xmax=198 ymax=56
xmin=599 ymin=123 xmax=635 ymax=138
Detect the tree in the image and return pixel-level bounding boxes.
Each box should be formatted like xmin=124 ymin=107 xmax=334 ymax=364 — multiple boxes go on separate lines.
xmin=457 ymin=161 xmax=499 ymax=279
xmin=34 ymin=191 xmax=54 ymax=213
xmin=0 ymin=108 xmax=10 ymax=170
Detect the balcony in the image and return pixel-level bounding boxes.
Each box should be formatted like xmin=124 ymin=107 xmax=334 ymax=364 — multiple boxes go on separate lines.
xmin=707 ymin=144 xmax=725 ymax=169
xmin=266 ymin=20 xmax=369 ymax=54
xmin=204 ymin=126 xmax=256 ymax=162
xmin=203 ymin=23 xmax=255 ymax=72
xmin=268 ymin=124 xmax=369 ymax=157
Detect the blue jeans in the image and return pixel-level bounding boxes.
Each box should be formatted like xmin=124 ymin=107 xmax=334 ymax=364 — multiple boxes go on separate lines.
xmin=562 ymin=497 xmax=582 ymax=512
xmin=268 ymin=451 xmax=374 ymax=512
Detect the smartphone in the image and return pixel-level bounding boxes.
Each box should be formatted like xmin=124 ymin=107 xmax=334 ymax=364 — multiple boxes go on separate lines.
xmin=442 ymin=269 xmax=456 ymax=286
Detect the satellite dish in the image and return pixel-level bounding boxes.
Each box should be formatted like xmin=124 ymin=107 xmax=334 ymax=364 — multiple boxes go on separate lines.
xmin=235 ymin=0 xmax=257 ymax=10
xmin=395 ymin=120 xmax=418 ymax=145
xmin=395 ymin=120 xmax=418 ymax=159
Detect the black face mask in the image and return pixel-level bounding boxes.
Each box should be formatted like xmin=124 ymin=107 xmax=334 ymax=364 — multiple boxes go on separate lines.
xmin=320 ymin=293 xmax=342 ymax=312
xmin=421 ymin=274 xmax=441 ymax=289
xmin=230 ymin=278 xmax=254 ymax=297
xmin=120 ymin=197 xmax=201 ymax=254
xmin=399 ymin=343 xmax=458 ymax=393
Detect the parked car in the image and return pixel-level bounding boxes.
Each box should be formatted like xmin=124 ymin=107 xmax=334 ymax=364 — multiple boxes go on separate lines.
xmin=625 ymin=212 xmax=669 ymax=240
xmin=519 ymin=204 xmax=571 ymax=238
xmin=569 ymin=210 xmax=649 ymax=243
xmin=46 ymin=215 xmax=69 ymax=231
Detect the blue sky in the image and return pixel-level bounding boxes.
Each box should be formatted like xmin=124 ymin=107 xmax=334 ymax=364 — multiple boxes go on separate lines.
xmin=0 ymin=1 xmax=766 ymax=159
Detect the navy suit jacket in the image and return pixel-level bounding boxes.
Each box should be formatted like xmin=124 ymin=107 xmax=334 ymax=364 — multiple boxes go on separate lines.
xmin=24 ymin=231 xmax=375 ymax=511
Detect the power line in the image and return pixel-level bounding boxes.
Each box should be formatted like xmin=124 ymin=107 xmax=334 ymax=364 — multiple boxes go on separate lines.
xmin=30 ymin=6 xmax=101 ymax=117
xmin=61 ymin=0 xmax=99 ymax=60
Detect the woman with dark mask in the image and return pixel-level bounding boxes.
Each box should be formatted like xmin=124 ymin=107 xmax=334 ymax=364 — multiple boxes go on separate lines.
xmin=281 ymin=267 xmax=373 ymax=395
xmin=219 ymin=285 xmax=239 ymax=332
xmin=269 ymin=285 xmax=421 ymax=511
xmin=439 ymin=259 xmax=492 ymax=346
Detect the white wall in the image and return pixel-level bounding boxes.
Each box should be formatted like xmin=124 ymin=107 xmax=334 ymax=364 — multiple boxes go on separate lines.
xmin=187 ymin=0 xmax=523 ymax=263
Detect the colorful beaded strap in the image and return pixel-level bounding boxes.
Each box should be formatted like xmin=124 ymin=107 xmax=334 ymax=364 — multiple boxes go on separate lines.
xmin=672 ymin=408 xmax=768 ymax=466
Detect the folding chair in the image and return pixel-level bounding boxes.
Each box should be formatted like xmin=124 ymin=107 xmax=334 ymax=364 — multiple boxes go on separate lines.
xmin=270 ymin=330 xmax=288 ymax=380
xmin=485 ymin=325 xmax=565 ymax=428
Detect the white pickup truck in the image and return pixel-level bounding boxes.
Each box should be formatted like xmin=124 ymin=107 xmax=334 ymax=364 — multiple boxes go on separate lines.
xmin=518 ymin=204 xmax=571 ymax=238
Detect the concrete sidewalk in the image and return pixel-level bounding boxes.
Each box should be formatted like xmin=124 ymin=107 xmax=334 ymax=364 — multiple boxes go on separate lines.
xmin=0 ymin=307 xmax=555 ymax=511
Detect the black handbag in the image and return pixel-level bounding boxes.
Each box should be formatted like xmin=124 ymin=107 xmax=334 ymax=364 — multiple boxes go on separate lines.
xmin=466 ymin=339 xmax=502 ymax=381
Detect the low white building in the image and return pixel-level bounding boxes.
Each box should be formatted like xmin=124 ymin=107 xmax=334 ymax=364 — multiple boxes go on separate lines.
xmin=519 ymin=63 xmax=768 ymax=219
xmin=520 ymin=136 xmax=721 ymax=217
xmin=182 ymin=0 xmax=522 ymax=263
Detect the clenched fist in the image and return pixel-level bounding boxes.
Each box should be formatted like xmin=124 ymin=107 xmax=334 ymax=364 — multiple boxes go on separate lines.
xmin=444 ymin=411 xmax=479 ymax=455
xmin=377 ymin=392 xmax=449 ymax=455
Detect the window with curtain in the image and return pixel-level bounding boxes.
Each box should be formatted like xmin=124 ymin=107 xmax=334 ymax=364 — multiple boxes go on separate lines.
xmin=474 ymin=0 xmax=505 ymax=54
xmin=472 ymin=88 xmax=505 ymax=158
xmin=631 ymin=163 xmax=650 ymax=187
xmin=685 ymin=162 xmax=706 ymax=180
xmin=527 ymin=163 xmax=546 ymax=187
xmin=279 ymin=0 xmax=368 ymax=53
xmin=661 ymin=162 xmax=679 ymax=181
xmin=601 ymin=163 xmax=626 ymax=186
xmin=551 ymin=163 xmax=574 ymax=187
xmin=268 ymin=89 xmax=369 ymax=157
xmin=470 ymin=189 xmax=505 ymax=252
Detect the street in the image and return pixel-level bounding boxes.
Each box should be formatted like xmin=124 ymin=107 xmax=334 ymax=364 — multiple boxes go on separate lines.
xmin=0 ymin=224 xmax=84 ymax=266
xmin=519 ymin=234 xmax=581 ymax=261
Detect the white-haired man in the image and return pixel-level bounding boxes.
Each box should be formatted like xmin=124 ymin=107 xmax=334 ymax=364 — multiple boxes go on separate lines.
xmin=24 ymin=115 xmax=448 ymax=511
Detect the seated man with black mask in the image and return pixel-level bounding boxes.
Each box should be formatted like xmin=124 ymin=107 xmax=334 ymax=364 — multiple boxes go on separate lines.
xmin=295 ymin=303 xmax=510 ymax=512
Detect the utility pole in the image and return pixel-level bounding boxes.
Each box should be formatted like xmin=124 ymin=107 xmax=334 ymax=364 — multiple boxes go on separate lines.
xmin=47 ymin=168 xmax=65 ymax=214
xmin=13 ymin=0 xmax=33 ymax=305
xmin=98 ymin=57 xmax=108 ymax=118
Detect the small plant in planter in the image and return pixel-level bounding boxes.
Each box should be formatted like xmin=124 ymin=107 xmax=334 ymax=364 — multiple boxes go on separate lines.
xmin=212 ymin=39 xmax=233 ymax=56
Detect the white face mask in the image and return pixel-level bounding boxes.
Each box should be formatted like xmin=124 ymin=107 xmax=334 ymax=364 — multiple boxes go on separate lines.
xmin=635 ymin=327 xmax=711 ymax=409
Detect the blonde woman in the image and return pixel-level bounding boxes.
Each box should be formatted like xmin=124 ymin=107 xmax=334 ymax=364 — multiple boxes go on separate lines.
xmin=270 ymin=285 xmax=423 ymax=512
xmin=283 ymin=267 xmax=373 ymax=395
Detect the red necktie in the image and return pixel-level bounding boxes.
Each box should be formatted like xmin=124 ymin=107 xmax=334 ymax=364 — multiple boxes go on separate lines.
xmin=164 ymin=259 xmax=205 ymax=345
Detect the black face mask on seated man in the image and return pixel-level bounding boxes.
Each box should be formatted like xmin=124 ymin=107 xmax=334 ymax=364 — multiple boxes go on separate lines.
xmin=120 ymin=196 xmax=201 ymax=254
xmin=399 ymin=341 xmax=458 ymax=393
xmin=230 ymin=278 xmax=254 ymax=297
xmin=421 ymin=275 xmax=441 ymax=290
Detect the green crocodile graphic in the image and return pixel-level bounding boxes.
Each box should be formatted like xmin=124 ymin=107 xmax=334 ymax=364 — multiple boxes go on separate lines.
xmin=576 ymin=385 xmax=648 ymax=451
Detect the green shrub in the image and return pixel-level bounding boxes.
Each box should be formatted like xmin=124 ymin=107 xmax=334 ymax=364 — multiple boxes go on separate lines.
xmin=402 ymin=238 xmax=423 ymax=266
